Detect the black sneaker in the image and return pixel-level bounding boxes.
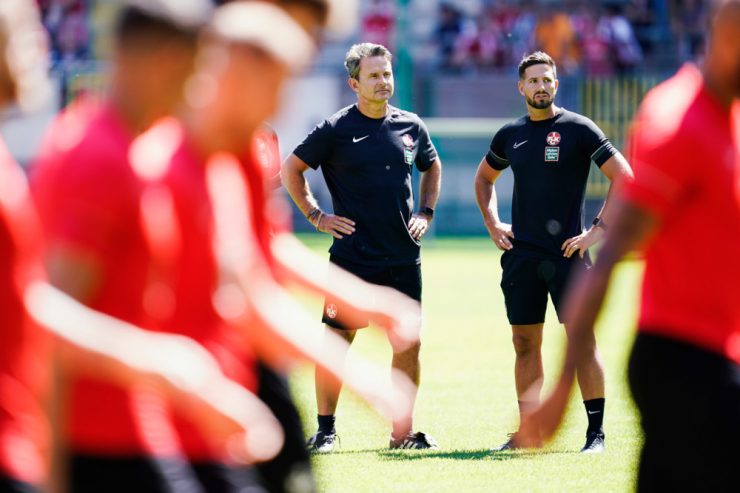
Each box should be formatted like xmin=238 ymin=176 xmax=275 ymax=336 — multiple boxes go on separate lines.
xmin=491 ymin=433 xmax=519 ymax=452
xmin=306 ymin=430 xmax=338 ymax=453
xmin=581 ymin=431 xmax=605 ymax=454
xmin=389 ymin=431 xmax=439 ymax=450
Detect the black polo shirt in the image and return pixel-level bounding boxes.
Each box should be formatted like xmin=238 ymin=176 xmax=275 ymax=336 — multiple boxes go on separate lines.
xmin=485 ymin=108 xmax=617 ymax=258
xmin=293 ymin=104 xmax=438 ymax=266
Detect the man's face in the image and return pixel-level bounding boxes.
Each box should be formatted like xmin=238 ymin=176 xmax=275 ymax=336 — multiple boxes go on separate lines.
xmin=350 ymin=55 xmax=394 ymax=103
xmin=518 ymin=64 xmax=558 ymax=110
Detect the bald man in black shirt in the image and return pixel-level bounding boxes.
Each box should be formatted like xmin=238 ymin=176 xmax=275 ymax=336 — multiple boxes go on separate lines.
xmin=282 ymin=43 xmax=442 ymax=452
xmin=474 ymin=51 xmax=633 ymax=453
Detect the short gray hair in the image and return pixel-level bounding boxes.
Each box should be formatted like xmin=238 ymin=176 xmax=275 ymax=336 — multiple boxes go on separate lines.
xmin=344 ymin=43 xmax=392 ymax=80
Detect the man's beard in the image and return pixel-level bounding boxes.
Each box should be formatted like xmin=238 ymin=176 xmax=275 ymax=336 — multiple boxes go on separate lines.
xmin=526 ymin=93 xmax=554 ymax=109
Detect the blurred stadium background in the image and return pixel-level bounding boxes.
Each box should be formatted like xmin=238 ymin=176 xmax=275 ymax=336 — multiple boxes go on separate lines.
xmin=1 ymin=0 xmax=705 ymax=237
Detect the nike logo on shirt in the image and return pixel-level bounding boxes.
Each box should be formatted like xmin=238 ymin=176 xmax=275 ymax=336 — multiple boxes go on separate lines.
xmin=353 ymin=135 xmax=369 ymax=143
xmin=587 ymin=410 xmax=601 ymax=415
xmin=513 ymin=140 xmax=528 ymax=149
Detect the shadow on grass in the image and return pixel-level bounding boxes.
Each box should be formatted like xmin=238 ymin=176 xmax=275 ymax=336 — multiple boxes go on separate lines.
xmin=375 ymin=448 xmax=577 ymax=462
xmin=314 ymin=448 xmax=578 ymax=461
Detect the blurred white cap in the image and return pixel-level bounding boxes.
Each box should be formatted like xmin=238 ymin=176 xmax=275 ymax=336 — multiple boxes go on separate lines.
xmin=123 ymin=0 xmax=214 ymax=31
xmin=210 ymin=1 xmax=316 ymax=71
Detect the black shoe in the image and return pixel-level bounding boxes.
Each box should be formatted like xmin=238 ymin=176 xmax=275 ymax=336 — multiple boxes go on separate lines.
xmin=491 ymin=433 xmax=520 ymax=452
xmin=581 ymin=431 xmax=605 ymax=454
xmin=306 ymin=430 xmax=338 ymax=453
xmin=389 ymin=431 xmax=439 ymax=450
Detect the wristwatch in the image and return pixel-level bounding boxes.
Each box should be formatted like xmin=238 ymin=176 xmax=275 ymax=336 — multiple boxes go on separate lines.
xmin=592 ymin=217 xmax=608 ymax=232
xmin=420 ymin=206 xmax=435 ymax=219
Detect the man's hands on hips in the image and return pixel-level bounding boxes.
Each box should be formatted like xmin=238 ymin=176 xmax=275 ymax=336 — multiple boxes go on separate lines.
xmin=561 ymin=227 xmax=603 ymax=258
xmin=408 ymin=212 xmax=432 ymax=240
xmin=486 ymin=221 xmax=514 ymax=250
xmin=317 ymin=214 xmax=355 ymax=239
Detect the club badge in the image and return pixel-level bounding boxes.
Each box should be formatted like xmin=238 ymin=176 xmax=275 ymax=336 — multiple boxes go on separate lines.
xmin=325 ymin=303 xmax=338 ymax=319
xmin=546 ymin=131 xmax=561 ymax=146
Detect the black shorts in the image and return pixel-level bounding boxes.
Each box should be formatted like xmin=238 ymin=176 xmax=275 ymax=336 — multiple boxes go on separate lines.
xmin=628 ymin=333 xmax=740 ymax=492
xmin=0 ymin=476 xmax=39 ymax=493
xmin=69 ymin=454 xmax=203 ymax=493
xmin=191 ymin=462 xmax=266 ymax=493
xmin=254 ymin=362 xmax=315 ymax=493
xmin=499 ymin=251 xmax=590 ymax=325
xmin=322 ymin=255 xmax=422 ymax=330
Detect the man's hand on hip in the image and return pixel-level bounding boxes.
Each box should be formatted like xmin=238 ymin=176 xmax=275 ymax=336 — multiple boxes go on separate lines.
xmin=486 ymin=221 xmax=514 ymax=250
xmin=408 ymin=212 xmax=432 ymax=240
xmin=317 ymin=214 xmax=355 ymax=239
xmin=561 ymin=227 xmax=603 ymax=258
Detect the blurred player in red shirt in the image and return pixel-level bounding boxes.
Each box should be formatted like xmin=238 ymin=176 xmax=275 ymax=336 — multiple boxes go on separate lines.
xmin=31 ymin=1 xmax=221 ymax=491
xmin=131 ymin=2 xmax=419 ymax=492
xmin=519 ymin=1 xmax=740 ymax=490
xmin=2 ymin=2 xmax=284 ymax=493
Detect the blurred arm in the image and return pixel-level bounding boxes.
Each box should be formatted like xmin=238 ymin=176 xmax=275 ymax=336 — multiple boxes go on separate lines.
xmin=271 ymin=232 xmax=421 ymax=347
xmin=518 ymin=199 xmax=658 ymax=446
xmin=24 ymin=282 xmax=284 ymax=464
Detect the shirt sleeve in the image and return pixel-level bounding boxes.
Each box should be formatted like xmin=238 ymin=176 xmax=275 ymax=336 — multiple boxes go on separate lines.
xmin=415 ymin=118 xmax=438 ymax=172
xmin=292 ymin=119 xmax=333 ymax=170
xmin=580 ymin=117 xmax=618 ymax=167
xmin=485 ymin=128 xmax=509 ymax=170
xmin=619 ymin=116 xmax=697 ymax=219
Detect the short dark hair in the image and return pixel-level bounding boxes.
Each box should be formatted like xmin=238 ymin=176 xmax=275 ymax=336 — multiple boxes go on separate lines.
xmin=518 ymin=51 xmax=557 ymax=80
xmin=344 ymin=43 xmax=392 ymax=80
xmin=114 ymin=1 xmax=210 ymax=46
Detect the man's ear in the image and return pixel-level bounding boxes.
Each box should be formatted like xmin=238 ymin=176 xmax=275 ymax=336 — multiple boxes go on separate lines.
xmin=348 ymin=77 xmax=359 ymax=93
xmin=517 ymin=80 xmax=524 ymax=97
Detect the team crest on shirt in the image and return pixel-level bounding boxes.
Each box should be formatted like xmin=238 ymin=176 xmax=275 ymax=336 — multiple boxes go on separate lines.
xmin=325 ymin=303 xmax=338 ymax=319
xmin=546 ymin=132 xmax=561 ymax=146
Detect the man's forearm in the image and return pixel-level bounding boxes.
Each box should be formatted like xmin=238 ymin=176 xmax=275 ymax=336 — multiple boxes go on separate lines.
xmin=281 ymin=166 xmax=320 ymax=218
xmin=418 ymin=160 xmax=441 ymax=209
xmin=474 ymin=177 xmax=501 ymax=227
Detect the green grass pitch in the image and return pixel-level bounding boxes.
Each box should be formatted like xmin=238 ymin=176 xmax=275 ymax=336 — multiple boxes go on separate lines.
xmin=289 ymin=235 xmax=644 ymax=493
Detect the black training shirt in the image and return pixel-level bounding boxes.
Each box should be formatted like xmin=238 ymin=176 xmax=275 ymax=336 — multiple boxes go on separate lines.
xmin=485 ymin=109 xmax=617 ymax=258
xmin=294 ymin=104 xmax=438 ymax=266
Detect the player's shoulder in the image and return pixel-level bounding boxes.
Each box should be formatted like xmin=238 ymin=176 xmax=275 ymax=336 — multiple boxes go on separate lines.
xmin=557 ymin=108 xmax=599 ymax=129
xmin=633 ymin=65 xmax=704 ymax=144
xmin=388 ymin=105 xmax=426 ymax=125
xmin=494 ymin=116 xmax=528 ymax=139
xmin=324 ymin=104 xmax=358 ymax=127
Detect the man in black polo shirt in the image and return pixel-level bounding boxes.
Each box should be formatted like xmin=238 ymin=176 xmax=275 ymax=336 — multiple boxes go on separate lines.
xmin=282 ymin=42 xmax=442 ymax=452
xmin=474 ymin=51 xmax=633 ymax=453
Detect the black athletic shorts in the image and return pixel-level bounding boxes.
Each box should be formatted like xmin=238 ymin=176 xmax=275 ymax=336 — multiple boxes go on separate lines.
xmin=0 ymin=476 xmax=39 ymax=493
xmin=191 ymin=462 xmax=266 ymax=493
xmin=254 ymin=362 xmax=316 ymax=493
xmin=628 ymin=332 xmax=740 ymax=492
xmin=69 ymin=454 xmax=203 ymax=493
xmin=322 ymin=255 xmax=422 ymax=330
xmin=499 ymin=250 xmax=591 ymax=325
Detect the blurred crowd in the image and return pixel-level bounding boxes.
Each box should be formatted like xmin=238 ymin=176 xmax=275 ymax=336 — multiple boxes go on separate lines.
xmin=361 ymin=0 xmax=710 ymax=76
xmin=36 ymin=0 xmax=90 ymax=68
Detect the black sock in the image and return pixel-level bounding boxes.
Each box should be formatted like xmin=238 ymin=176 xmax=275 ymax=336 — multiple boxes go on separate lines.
xmin=317 ymin=414 xmax=335 ymax=434
xmin=584 ymin=398 xmax=605 ymax=434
